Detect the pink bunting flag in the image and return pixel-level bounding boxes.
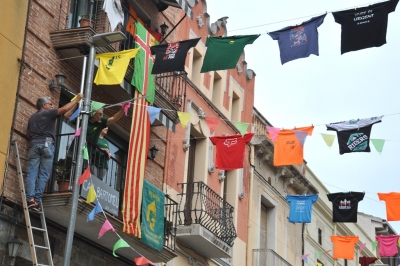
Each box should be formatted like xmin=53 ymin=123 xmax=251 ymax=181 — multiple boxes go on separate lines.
xmin=301 ymin=254 xmax=310 ymax=260
xmin=70 ymin=127 xmax=82 ymax=141
xmin=205 ymin=117 xmax=220 ymax=134
xmin=359 ymin=243 xmax=367 ymax=253
xmin=323 ymin=249 xmax=331 ymax=254
xmin=266 ymin=126 xmax=280 ymax=142
xmin=98 ymin=220 xmax=115 ymax=239
xmin=134 ymin=256 xmax=155 ymax=266
xmin=119 ymin=102 xmax=131 ymax=116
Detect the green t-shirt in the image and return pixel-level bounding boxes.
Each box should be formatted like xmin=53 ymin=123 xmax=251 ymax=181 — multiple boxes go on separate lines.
xmin=200 ymin=34 xmax=260 ymax=73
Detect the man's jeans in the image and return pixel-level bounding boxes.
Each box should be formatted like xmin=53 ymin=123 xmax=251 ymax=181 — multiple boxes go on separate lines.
xmin=26 ymin=143 xmax=55 ymax=203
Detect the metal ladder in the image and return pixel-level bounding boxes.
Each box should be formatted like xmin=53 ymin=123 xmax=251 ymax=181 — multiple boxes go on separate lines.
xmin=12 ymin=141 xmax=54 ymax=266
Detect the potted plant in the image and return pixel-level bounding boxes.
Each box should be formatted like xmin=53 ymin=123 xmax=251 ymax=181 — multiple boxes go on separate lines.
xmin=55 ymin=159 xmax=72 ymax=191
xmin=79 ymin=13 xmax=96 ymax=28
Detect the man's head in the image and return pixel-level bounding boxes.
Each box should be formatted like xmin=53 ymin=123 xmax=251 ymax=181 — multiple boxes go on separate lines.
xmin=90 ymin=109 xmax=104 ymax=123
xmin=36 ymin=97 xmax=53 ymax=110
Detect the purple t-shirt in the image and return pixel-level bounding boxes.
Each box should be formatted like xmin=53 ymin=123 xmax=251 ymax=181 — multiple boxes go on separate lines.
xmin=269 ymin=14 xmax=326 ymax=64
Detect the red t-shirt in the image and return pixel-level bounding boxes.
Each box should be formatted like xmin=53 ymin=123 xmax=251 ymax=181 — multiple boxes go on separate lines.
xmin=210 ymin=133 xmax=254 ymax=170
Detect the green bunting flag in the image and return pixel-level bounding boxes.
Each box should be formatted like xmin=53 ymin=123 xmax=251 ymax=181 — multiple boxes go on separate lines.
xmin=131 ymin=21 xmax=157 ymax=104
xmin=201 ymin=35 xmax=260 ymax=73
xmin=321 ymin=133 xmax=336 ymax=147
xmin=90 ymin=101 xmax=106 ymax=116
xmin=141 ymin=180 xmax=165 ymax=251
xmin=113 ymin=238 xmax=130 ymax=257
xmin=372 ymin=241 xmax=378 ymax=251
xmin=235 ymin=122 xmax=249 ymax=136
xmin=371 ymin=139 xmax=385 ymax=153
xmin=82 ymin=145 xmax=89 ymax=160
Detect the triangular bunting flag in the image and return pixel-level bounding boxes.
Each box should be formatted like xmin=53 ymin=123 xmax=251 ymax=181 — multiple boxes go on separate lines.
xmin=294 ymin=130 xmax=308 ymax=147
xmin=205 ymin=117 xmax=220 ymax=134
xmin=119 ymin=102 xmax=131 ymax=116
xmin=146 ymin=106 xmax=161 ymax=124
xmin=90 ymin=101 xmax=106 ymax=116
xmin=317 ymin=262 xmax=323 ymax=266
xmin=321 ymin=133 xmax=336 ymax=147
xmin=134 ymin=256 xmax=155 ymax=266
xmin=372 ymin=241 xmax=378 ymax=251
xmin=69 ymin=106 xmax=81 ymax=121
xmin=71 ymin=127 xmax=81 ymax=141
xmin=82 ymin=145 xmax=89 ymax=160
xmin=323 ymin=249 xmax=331 ymax=254
xmin=359 ymin=243 xmax=367 ymax=253
xmin=86 ymin=184 xmax=96 ymax=203
xmin=315 ymin=251 xmax=323 ymax=258
xmin=371 ymin=139 xmax=385 ymax=153
xmin=113 ymin=238 xmax=130 ymax=257
xmin=70 ymin=95 xmax=78 ymax=102
xmin=94 ymin=49 xmax=140 ymax=85
xmin=87 ymin=201 xmax=103 ymax=222
xmin=235 ymin=122 xmax=249 ymax=136
xmin=303 ymin=258 xmax=308 ymax=263
xmin=266 ymin=126 xmax=280 ymax=142
xmin=301 ymin=254 xmax=310 ymax=260
xmin=177 ymin=112 xmax=192 ymax=128
xmin=99 ymin=220 xmax=115 ymax=239
xmin=78 ymin=167 xmax=91 ymax=185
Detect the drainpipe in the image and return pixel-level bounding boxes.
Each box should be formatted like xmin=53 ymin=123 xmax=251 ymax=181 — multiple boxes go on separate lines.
xmin=247 ymin=145 xmax=255 ymax=266
xmin=302 ymin=223 xmax=305 ymax=266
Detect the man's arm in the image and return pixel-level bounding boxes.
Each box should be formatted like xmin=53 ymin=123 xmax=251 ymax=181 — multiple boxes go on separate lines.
xmin=26 ymin=130 xmax=30 ymax=140
xmin=106 ymin=107 xmax=124 ymax=125
xmin=57 ymin=93 xmax=84 ymax=116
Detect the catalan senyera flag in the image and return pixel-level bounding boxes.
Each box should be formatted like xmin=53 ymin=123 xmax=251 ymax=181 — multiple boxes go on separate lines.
xmin=94 ymin=48 xmax=140 ymax=85
xmin=123 ymin=90 xmax=150 ymax=237
xmin=131 ymin=21 xmax=157 ymax=105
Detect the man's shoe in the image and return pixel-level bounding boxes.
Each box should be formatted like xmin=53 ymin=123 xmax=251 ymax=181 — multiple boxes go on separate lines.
xmin=27 ymin=199 xmax=38 ymax=210
xmin=31 ymin=205 xmax=42 ymax=212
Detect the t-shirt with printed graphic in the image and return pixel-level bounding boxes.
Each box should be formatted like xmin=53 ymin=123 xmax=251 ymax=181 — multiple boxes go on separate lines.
xmin=331 ymin=236 xmax=359 ymax=260
xmin=327 ymin=192 xmax=364 ymax=223
xmin=268 ymin=14 xmax=326 ymax=64
xmin=326 ymin=116 xmax=382 ymax=155
xmin=332 ymin=0 xmax=399 ymax=54
xmin=210 ymin=133 xmax=254 ymax=170
xmin=378 ymin=192 xmax=400 ymax=221
xmin=286 ymin=194 xmax=318 ymax=223
xmin=274 ymin=126 xmax=314 ymax=166
xmin=376 ymin=235 xmax=400 ymax=256
xmin=359 ymin=256 xmax=377 ymax=266
xmin=151 ymin=38 xmax=200 ymax=74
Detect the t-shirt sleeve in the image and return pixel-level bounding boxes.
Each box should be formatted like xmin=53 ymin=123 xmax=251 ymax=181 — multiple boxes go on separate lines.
xmin=286 ymin=195 xmax=292 ymax=203
xmin=331 ymin=12 xmax=343 ymax=24
xmin=268 ymin=31 xmax=281 ymax=41
xmin=311 ymin=194 xmax=318 ymax=203
xmin=314 ymin=13 xmax=327 ymax=28
xmin=327 ymin=193 xmax=335 ymax=202
xmin=354 ymin=192 xmax=365 ymax=202
xmin=386 ymin=0 xmax=399 ymax=13
xmin=49 ymin=109 xmax=58 ymax=119
xmin=377 ymin=193 xmax=386 ymax=201
xmin=243 ymin=133 xmax=255 ymax=143
xmin=210 ymin=136 xmax=218 ymax=145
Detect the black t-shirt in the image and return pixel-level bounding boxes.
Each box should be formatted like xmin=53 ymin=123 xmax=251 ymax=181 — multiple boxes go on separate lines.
xmin=332 ymin=0 xmax=399 ymax=54
xmin=150 ymin=38 xmax=200 ymax=74
xmin=27 ymin=109 xmax=58 ymax=144
xmin=327 ymin=192 xmax=364 ymax=222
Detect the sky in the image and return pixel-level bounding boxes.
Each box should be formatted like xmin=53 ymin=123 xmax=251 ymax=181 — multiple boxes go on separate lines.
xmin=206 ymin=0 xmax=400 ymax=233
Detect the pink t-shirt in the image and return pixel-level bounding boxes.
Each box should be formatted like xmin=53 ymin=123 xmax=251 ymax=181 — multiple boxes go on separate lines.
xmin=376 ymin=235 xmax=399 ymax=256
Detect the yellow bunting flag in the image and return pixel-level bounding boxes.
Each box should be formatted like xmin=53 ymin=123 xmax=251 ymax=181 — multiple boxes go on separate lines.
xmin=70 ymin=95 xmax=77 ymax=102
xmin=317 ymin=263 xmax=323 ymax=266
xmin=94 ymin=48 xmax=140 ymax=85
xmin=177 ymin=111 xmax=192 ymax=129
xmin=321 ymin=133 xmax=336 ymax=147
xmin=86 ymin=184 xmax=96 ymax=203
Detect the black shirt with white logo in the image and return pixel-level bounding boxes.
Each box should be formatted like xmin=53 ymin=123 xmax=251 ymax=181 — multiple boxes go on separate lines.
xmin=327 ymin=192 xmax=364 ymax=222
xmin=332 ymin=0 xmax=399 ymax=54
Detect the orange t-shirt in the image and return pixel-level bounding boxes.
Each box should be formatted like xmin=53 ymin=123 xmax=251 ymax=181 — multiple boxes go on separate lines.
xmin=273 ymin=126 xmax=314 ymax=166
xmin=378 ymin=192 xmax=400 ymax=221
xmin=331 ymin=236 xmax=359 ymax=260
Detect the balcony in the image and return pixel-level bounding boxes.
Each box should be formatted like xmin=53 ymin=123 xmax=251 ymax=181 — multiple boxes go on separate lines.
xmin=252 ymin=249 xmax=292 ymax=266
xmin=41 ymin=133 xmax=177 ymax=263
xmin=175 ymin=182 xmax=236 ymax=258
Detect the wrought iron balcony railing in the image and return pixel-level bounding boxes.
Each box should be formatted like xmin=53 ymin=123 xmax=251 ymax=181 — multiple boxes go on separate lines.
xmin=176 ymin=182 xmax=237 ymax=247
xmin=252 ymin=249 xmax=293 ymax=266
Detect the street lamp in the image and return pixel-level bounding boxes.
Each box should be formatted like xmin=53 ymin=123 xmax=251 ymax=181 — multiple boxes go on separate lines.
xmin=149 ymin=145 xmax=159 ymax=160
xmin=49 ymin=72 xmax=67 ymax=91
xmin=63 ymin=31 xmax=127 ymax=266
xmin=7 ymin=236 xmax=23 ymax=265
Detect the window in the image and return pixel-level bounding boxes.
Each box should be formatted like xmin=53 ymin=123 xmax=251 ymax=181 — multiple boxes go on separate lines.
xmin=191 ymin=48 xmax=203 ymax=87
xmin=318 ymin=228 xmax=322 ymax=245
xmin=212 ymin=71 xmax=223 ymax=107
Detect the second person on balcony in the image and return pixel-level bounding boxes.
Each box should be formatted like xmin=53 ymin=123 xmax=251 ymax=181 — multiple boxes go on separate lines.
xmin=90 ymin=126 xmax=111 ymax=181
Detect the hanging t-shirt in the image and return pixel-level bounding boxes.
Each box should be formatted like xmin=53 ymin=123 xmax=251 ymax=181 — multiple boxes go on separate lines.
xmin=378 ymin=192 xmax=400 ymax=221
xmin=332 ymin=0 xmax=399 ymax=54
xmin=326 ymin=116 xmax=382 ymax=155
xmin=201 ymin=35 xmax=260 ymax=72
xmin=359 ymin=256 xmax=377 ymax=266
xmin=210 ymin=133 xmax=254 ymax=170
xmin=151 ymin=38 xmax=201 ymax=74
xmin=331 ymin=236 xmax=359 ymax=260
xmin=268 ymin=14 xmax=326 ymax=64
xmin=327 ymin=192 xmax=364 ymax=222
xmin=274 ymin=126 xmax=314 ymax=166
xmin=376 ymin=235 xmax=400 ymax=256
xmin=286 ymin=194 xmax=318 ymax=223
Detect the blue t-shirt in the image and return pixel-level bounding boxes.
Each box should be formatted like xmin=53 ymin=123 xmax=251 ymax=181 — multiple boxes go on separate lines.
xmin=286 ymin=194 xmax=318 ymax=223
xmin=269 ymin=14 xmax=326 ymax=64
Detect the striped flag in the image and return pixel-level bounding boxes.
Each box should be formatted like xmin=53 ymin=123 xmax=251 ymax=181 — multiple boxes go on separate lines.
xmin=123 ymin=90 xmax=150 ymax=237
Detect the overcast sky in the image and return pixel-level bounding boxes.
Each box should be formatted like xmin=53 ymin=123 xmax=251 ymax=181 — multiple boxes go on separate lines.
xmin=206 ymin=0 xmax=400 ymax=234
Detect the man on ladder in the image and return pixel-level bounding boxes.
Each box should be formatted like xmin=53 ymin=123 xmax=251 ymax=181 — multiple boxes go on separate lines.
xmin=26 ymin=94 xmax=83 ymax=211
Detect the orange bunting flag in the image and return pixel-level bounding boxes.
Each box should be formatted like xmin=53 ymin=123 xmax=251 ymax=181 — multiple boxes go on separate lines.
xmin=134 ymin=256 xmax=155 ymax=266
xmin=78 ymin=167 xmax=91 ymax=185
xmin=205 ymin=117 xmax=220 ymax=134
xmin=177 ymin=111 xmax=192 ymax=129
